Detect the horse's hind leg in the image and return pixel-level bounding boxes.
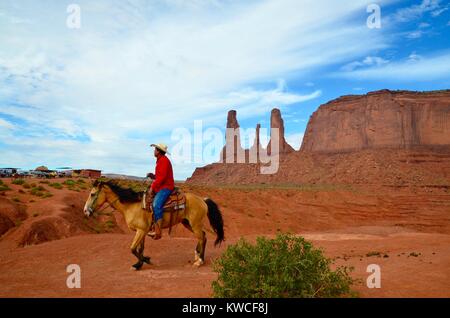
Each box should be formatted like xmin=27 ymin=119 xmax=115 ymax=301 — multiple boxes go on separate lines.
xmin=193 ymin=229 xmax=207 ymax=267
xmin=182 ymin=219 xmax=201 ymax=263
xmin=130 ymin=230 xmax=146 ymax=270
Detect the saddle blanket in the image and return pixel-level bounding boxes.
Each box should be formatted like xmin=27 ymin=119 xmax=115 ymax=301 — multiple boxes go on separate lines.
xmin=142 ymin=188 xmax=186 ymax=212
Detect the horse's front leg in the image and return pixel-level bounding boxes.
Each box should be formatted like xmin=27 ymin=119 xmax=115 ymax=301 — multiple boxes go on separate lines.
xmin=139 ymin=237 xmax=151 ymax=265
xmin=130 ymin=230 xmax=146 ymax=270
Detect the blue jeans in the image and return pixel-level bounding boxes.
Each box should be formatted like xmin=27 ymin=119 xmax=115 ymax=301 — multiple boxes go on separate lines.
xmin=152 ymin=188 xmax=172 ymax=222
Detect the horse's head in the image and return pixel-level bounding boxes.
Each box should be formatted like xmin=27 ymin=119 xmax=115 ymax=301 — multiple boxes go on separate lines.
xmin=83 ymin=180 xmax=107 ymax=217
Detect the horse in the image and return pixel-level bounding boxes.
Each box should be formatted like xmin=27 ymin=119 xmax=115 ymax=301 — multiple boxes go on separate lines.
xmin=83 ymin=179 xmax=225 ymax=270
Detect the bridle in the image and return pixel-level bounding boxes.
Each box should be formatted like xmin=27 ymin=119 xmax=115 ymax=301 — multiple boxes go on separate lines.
xmin=88 ymin=187 xmax=120 ymax=216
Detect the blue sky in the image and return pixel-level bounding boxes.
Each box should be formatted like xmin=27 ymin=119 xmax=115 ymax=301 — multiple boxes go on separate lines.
xmin=1 ymin=0 xmax=450 ymax=179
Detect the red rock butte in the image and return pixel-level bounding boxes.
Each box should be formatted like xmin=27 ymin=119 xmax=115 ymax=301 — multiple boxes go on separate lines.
xmin=301 ymin=89 xmax=450 ymax=153
xmin=187 ymin=89 xmax=450 ymax=185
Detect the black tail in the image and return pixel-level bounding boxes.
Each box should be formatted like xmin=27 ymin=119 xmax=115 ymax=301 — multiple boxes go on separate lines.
xmin=205 ymin=198 xmax=225 ymax=247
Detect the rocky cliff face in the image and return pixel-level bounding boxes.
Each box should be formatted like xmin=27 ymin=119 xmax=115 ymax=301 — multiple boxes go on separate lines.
xmin=187 ymin=89 xmax=450 ymax=186
xmin=301 ymin=90 xmax=450 ymax=153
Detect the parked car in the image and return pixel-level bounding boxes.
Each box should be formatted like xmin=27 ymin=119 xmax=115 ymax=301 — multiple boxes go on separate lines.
xmin=0 ymin=168 xmax=18 ymax=178
xmin=16 ymin=170 xmax=32 ymax=178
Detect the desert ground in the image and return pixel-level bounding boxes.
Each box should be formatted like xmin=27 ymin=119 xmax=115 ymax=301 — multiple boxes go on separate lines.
xmin=0 ymin=177 xmax=449 ymax=297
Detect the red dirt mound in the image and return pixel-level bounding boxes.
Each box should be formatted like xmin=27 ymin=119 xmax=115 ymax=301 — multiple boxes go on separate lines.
xmin=18 ymin=192 xmax=124 ymax=247
xmin=0 ymin=178 xmax=123 ymax=247
xmin=0 ymin=214 xmax=15 ymax=237
xmin=19 ymin=217 xmax=62 ymax=246
xmin=0 ymin=197 xmax=27 ymax=236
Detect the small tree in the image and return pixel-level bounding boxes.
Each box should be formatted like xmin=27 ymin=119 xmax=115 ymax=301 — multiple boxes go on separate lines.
xmin=212 ymin=233 xmax=355 ymax=298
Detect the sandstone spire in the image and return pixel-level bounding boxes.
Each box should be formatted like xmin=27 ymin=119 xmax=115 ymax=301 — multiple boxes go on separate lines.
xmin=267 ymin=108 xmax=294 ymax=155
xmin=221 ymin=110 xmax=244 ymax=163
xmin=249 ymin=123 xmax=263 ymax=163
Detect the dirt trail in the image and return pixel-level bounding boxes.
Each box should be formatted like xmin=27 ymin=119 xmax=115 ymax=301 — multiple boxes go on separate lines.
xmin=0 ymin=178 xmax=449 ymax=297
xmin=1 ymin=230 xmax=449 ymax=297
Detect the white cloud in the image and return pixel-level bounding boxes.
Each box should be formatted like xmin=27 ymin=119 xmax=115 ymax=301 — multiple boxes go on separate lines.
xmin=395 ymin=0 xmax=441 ymax=22
xmin=406 ymin=30 xmax=425 ymax=39
xmin=408 ymin=52 xmax=423 ymax=62
xmin=0 ymin=0 xmax=389 ymax=178
xmin=335 ymin=51 xmax=450 ymax=81
xmin=431 ymin=7 xmax=448 ymax=17
xmin=0 ymin=118 xmax=14 ymax=130
xmin=419 ymin=22 xmax=430 ymax=28
xmin=341 ymin=56 xmax=389 ymax=72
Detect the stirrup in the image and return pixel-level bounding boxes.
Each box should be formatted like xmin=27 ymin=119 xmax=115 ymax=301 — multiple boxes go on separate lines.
xmin=147 ymin=222 xmax=156 ymax=237
xmin=152 ymin=233 xmax=162 ymax=240
xmin=148 ymin=230 xmax=161 ymax=240
xmin=148 ymin=222 xmax=162 ymax=240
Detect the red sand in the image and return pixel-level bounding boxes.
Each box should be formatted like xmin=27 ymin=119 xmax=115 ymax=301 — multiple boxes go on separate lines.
xmin=0 ymin=178 xmax=449 ymax=297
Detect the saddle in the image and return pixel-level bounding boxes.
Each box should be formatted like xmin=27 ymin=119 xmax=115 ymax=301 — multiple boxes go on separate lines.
xmin=143 ymin=187 xmax=186 ymax=236
xmin=142 ymin=187 xmax=186 ymax=214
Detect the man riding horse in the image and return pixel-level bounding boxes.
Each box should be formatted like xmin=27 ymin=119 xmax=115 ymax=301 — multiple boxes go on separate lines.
xmin=83 ymin=142 xmax=224 ymax=269
xmin=147 ymin=143 xmax=174 ymax=240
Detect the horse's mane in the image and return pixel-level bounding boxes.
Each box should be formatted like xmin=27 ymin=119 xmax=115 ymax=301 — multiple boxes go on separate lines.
xmin=95 ymin=179 xmax=143 ymax=203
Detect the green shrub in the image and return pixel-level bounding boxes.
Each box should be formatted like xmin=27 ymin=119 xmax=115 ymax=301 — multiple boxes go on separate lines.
xmin=30 ymin=188 xmax=45 ymax=197
xmin=12 ymin=179 xmax=25 ymax=185
xmin=104 ymin=220 xmax=115 ymax=228
xmin=22 ymin=183 xmax=31 ymax=189
xmin=366 ymin=251 xmax=381 ymax=257
xmin=0 ymin=184 xmax=11 ymax=191
xmin=212 ymin=233 xmax=355 ymax=298
xmin=64 ymin=180 xmax=76 ymax=186
xmin=49 ymin=182 xmax=63 ymax=189
xmin=0 ymin=179 xmax=3 ymax=185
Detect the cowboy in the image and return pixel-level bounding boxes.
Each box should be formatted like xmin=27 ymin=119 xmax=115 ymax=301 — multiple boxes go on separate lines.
xmin=147 ymin=143 xmax=174 ymax=240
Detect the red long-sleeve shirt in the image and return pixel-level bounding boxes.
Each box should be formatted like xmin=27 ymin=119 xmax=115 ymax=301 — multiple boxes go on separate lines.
xmin=151 ymin=155 xmax=175 ymax=192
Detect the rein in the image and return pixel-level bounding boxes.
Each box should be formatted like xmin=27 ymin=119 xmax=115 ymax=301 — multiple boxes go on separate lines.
xmin=94 ymin=198 xmax=120 ymax=216
xmin=91 ymin=190 xmax=120 ymax=216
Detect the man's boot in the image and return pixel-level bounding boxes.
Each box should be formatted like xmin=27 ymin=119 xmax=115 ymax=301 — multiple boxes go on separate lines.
xmin=152 ymin=219 xmax=162 ymax=240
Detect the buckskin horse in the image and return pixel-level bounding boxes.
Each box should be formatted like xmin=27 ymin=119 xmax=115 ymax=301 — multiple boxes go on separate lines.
xmin=83 ymin=179 xmax=224 ymax=270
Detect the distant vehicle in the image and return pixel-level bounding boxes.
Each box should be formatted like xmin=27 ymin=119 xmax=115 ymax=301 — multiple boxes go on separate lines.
xmin=29 ymin=170 xmax=55 ymax=179
xmin=0 ymin=168 xmax=18 ymax=178
xmin=16 ymin=170 xmax=32 ymax=178
xmin=57 ymin=170 xmax=73 ymax=178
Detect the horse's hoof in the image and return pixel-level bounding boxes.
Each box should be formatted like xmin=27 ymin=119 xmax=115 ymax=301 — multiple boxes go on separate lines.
xmin=143 ymin=256 xmax=152 ymax=264
xmin=132 ymin=263 xmax=143 ymax=270
xmin=193 ymin=259 xmax=204 ymax=267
